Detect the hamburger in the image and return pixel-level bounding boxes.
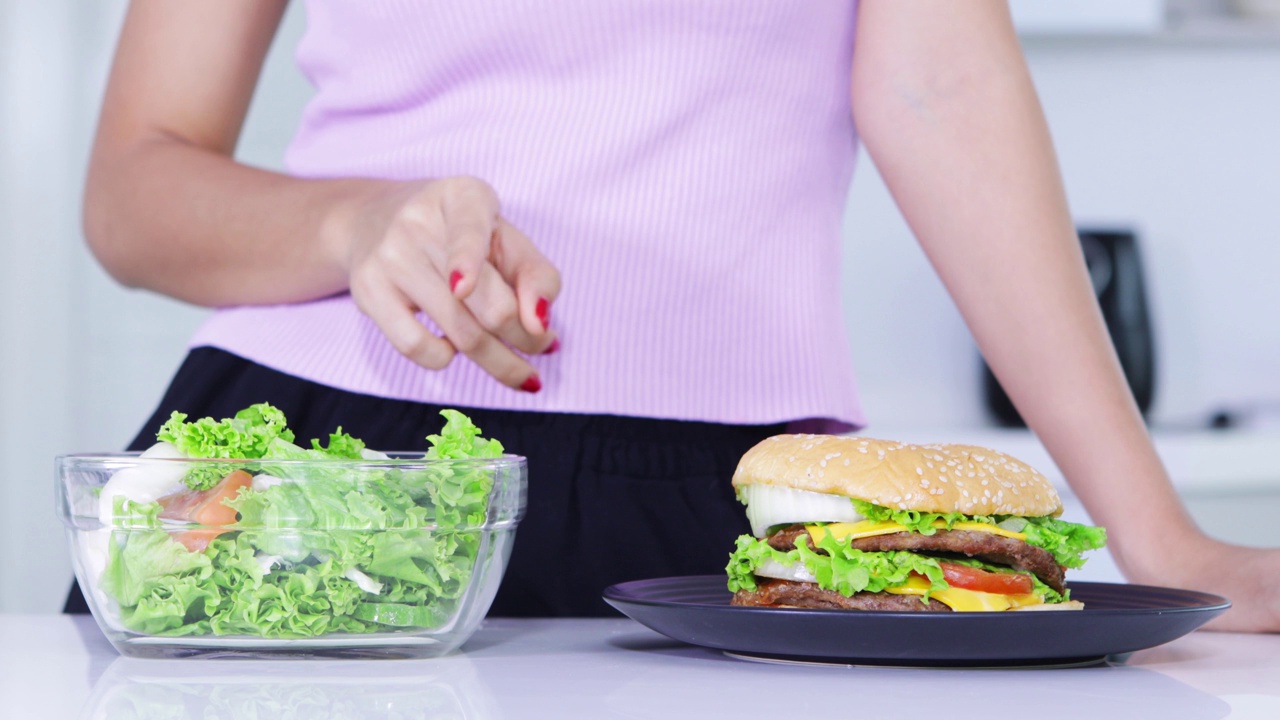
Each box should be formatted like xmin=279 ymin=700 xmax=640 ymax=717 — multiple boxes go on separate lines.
xmin=725 ymin=435 xmax=1107 ymax=612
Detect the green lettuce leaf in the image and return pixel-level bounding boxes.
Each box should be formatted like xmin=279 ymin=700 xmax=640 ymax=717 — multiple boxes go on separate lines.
xmin=425 ymin=409 xmax=504 ymax=460
xmin=157 ymin=403 xmax=296 ymax=490
xmin=311 ymin=427 xmax=365 ymax=459
xmin=111 ymin=495 xmax=163 ymax=529
xmin=1020 ymin=517 xmax=1108 ymax=569
xmin=849 ymin=498 xmax=998 ymax=535
xmin=726 ymin=534 xmax=948 ymax=599
xmin=101 ymin=528 xmax=213 ymax=609
xmin=100 ymin=407 xmax=507 ymax=638
xmin=849 ymin=499 xmax=1106 ymax=568
xmin=726 ymin=532 xmax=1069 ymax=604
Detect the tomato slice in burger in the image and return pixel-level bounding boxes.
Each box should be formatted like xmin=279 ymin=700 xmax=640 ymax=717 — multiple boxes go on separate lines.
xmin=940 ymin=562 xmax=1034 ymax=595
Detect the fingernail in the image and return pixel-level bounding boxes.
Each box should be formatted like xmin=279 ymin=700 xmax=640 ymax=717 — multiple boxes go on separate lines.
xmin=535 ymin=297 xmax=550 ymax=330
xmin=449 ymin=271 xmax=463 ymax=293
xmin=543 ymin=338 xmax=560 ymax=355
xmin=520 ymin=374 xmax=542 ymax=393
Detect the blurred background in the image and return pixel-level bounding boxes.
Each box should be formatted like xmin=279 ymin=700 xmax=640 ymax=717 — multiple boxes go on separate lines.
xmin=3 ymin=0 xmax=1279 ymax=613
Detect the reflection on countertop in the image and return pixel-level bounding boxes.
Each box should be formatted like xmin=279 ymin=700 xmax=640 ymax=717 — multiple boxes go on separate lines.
xmin=3 ymin=615 xmax=1278 ymax=719
xmin=83 ymin=655 xmax=497 ymax=720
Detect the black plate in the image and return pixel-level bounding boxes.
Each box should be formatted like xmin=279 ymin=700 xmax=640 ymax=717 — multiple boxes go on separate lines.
xmin=602 ymin=576 xmax=1230 ymax=667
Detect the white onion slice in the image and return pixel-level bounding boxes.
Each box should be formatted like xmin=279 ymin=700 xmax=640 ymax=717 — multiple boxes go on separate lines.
xmin=97 ymin=441 xmax=188 ymax=525
xmin=251 ymin=473 xmax=288 ymax=491
xmin=753 ymin=557 xmax=818 ymax=583
xmin=345 ymin=567 xmax=384 ymax=595
xmin=254 ymin=553 xmax=285 ymax=576
xmin=740 ymin=484 xmax=864 ymax=537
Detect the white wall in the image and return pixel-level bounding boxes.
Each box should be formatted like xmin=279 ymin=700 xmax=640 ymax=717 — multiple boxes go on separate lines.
xmin=3 ymin=4 xmax=1280 ymax=612
xmin=0 ymin=0 xmax=309 ymax=614
xmin=846 ymin=39 xmax=1280 ymax=431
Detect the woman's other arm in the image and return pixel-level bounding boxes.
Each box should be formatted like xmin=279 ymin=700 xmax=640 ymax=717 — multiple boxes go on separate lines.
xmin=84 ymin=0 xmax=557 ymax=389
xmin=851 ymin=0 xmax=1280 ymax=631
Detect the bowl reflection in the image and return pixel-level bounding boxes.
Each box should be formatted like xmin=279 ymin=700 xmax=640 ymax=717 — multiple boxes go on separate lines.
xmin=82 ymin=655 xmax=499 ymax=720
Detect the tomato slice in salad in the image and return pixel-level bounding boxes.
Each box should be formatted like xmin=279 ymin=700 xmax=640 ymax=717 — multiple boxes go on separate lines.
xmin=158 ymin=469 xmax=252 ymax=527
xmin=939 ymin=562 xmax=1034 ymax=595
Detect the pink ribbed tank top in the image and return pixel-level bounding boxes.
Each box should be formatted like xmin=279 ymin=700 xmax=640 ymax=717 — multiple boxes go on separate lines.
xmin=190 ymin=0 xmax=865 ymax=432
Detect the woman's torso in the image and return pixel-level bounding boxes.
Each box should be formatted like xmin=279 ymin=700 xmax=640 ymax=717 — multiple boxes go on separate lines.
xmin=191 ymin=0 xmax=865 ymax=431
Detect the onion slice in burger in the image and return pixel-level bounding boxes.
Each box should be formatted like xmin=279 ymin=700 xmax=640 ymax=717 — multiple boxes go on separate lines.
xmin=752 ymin=557 xmax=818 ymax=583
xmin=740 ymin=484 xmax=866 ymax=537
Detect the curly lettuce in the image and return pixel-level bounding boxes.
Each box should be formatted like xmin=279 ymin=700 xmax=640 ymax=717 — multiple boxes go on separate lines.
xmin=849 ymin=499 xmax=1107 ymax=569
xmin=157 ymin=403 xmax=296 ymax=490
xmin=726 ymin=532 xmax=1069 ymax=605
xmin=727 ymin=533 xmax=949 ymax=599
xmin=99 ymin=407 xmax=507 ymax=638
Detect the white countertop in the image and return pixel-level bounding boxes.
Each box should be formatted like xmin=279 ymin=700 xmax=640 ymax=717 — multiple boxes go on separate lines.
xmin=3 ymin=615 xmax=1278 ymax=719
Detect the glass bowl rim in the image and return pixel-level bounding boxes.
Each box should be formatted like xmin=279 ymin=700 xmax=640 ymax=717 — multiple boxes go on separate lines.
xmin=56 ymin=451 xmax=527 ymax=468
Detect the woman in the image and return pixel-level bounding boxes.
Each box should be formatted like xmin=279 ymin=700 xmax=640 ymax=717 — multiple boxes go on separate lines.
xmin=77 ymin=0 xmax=1280 ymax=629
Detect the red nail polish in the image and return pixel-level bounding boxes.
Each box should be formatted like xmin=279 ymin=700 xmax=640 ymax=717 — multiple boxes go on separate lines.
xmin=535 ymin=297 xmax=550 ymax=330
xmin=543 ymin=338 xmax=560 ymax=355
xmin=520 ymin=374 xmax=542 ymax=393
xmin=449 ymin=271 xmax=462 ymax=293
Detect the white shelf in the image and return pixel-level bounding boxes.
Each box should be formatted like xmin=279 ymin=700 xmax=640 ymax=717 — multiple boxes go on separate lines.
xmin=1019 ymin=6 xmax=1280 ymax=48
xmin=851 ymin=426 xmax=1280 ymax=496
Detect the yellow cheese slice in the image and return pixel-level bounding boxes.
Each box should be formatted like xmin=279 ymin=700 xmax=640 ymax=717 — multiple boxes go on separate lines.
xmin=885 ymin=575 xmax=1043 ymax=612
xmin=951 ymin=521 xmax=1028 ymax=540
xmin=806 ymin=519 xmax=1027 ymax=544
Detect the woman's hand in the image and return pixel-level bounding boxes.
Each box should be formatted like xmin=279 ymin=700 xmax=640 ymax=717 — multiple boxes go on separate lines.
xmin=1126 ymin=530 xmax=1280 ymax=633
xmin=346 ymin=177 xmax=559 ymax=391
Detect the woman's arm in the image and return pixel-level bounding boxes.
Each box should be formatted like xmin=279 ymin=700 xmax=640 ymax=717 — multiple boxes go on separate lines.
xmin=84 ymin=0 xmax=557 ymax=390
xmin=852 ymin=0 xmax=1280 ymax=631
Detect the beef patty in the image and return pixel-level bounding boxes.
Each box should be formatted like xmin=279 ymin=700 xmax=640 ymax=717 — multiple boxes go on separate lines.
xmin=766 ymin=525 xmax=1066 ymax=594
xmin=732 ymin=578 xmax=950 ymax=611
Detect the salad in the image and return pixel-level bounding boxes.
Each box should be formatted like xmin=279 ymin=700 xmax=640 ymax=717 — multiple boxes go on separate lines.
xmin=83 ymin=404 xmax=508 ymax=639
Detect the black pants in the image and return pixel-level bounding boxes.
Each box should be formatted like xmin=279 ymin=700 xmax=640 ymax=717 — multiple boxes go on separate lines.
xmin=64 ymin=347 xmax=782 ymax=617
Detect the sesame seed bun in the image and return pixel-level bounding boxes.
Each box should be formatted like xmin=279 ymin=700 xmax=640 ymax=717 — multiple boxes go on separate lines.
xmin=731 ymin=434 xmax=1062 ymax=518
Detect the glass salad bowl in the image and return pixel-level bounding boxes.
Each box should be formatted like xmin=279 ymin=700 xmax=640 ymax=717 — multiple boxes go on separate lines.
xmin=56 ymin=450 xmax=526 ymax=659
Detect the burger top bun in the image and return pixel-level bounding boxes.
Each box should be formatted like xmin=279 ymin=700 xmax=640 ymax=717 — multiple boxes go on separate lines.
xmin=732 ymin=435 xmax=1063 ymax=518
